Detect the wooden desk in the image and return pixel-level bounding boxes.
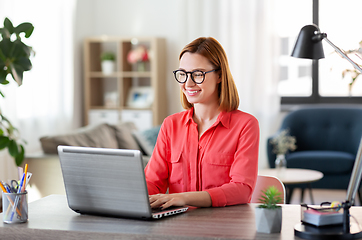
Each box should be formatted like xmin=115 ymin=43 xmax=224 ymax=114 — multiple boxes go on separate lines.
xmin=259 ymin=168 xmax=324 ymax=204
xmin=1 ymin=195 xmax=362 ymax=240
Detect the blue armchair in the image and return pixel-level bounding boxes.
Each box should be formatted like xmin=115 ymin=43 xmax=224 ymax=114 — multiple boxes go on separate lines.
xmin=267 ymin=107 xmax=362 ymax=203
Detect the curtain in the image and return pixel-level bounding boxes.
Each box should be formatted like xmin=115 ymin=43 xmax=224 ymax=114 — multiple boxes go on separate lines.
xmin=178 ymin=0 xmax=281 ymax=169
xmin=0 ymin=0 xmax=76 ymax=180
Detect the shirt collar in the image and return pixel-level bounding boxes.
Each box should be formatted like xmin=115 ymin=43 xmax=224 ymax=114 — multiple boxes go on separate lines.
xmin=183 ymin=108 xmax=231 ymax=129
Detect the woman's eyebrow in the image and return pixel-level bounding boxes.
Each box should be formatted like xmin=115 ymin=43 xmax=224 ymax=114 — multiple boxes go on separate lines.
xmin=178 ymin=68 xmax=206 ymax=72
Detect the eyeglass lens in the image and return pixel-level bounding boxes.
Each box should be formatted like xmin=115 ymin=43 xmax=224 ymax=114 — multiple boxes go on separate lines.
xmin=175 ymin=70 xmax=205 ymax=84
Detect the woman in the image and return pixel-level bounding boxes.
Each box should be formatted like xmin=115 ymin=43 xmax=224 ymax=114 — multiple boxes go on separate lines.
xmin=145 ymin=37 xmax=259 ymax=209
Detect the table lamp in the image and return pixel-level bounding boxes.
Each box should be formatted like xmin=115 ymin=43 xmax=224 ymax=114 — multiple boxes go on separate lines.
xmin=291 ymin=24 xmax=362 ymax=240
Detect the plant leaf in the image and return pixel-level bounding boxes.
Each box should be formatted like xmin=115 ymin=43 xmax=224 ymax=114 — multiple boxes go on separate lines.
xmin=9 ymin=63 xmax=23 ymax=86
xmin=0 ymin=38 xmax=12 ymax=57
xmin=12 ymin=40 xmax=32 ymax=58
xmin=8 ymin=139 xmax=19 ymax=157
xmin=258 ymin=186 xmax=282 ymax=209
xmin=0 ymin=66 xmax=8 ymax=84
xmin=0 ymin=28 xmax=10 ymax=39
xmin=4 ymin=18 xmax=14 ymax=35
xmin=14 ymin=22 xmax=34 ymax=38
xmin=14 ymin=57 xmax=32 ymax=71
xmin=0 ymin=136 xmax=9 ymax=149
xmin=15 ymin=144 xmax=25 ymax=166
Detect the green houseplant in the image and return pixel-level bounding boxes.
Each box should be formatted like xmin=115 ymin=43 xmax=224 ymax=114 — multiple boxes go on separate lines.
xmin=100 ymin=52 xmax=115 ymax=75
xmin=101 ymin=52 xmax=115 ymax=61
xmin=0 ymin=17 xmax=34 ymax=166
xmin=255 ymin=186 xmax=283 ymax=233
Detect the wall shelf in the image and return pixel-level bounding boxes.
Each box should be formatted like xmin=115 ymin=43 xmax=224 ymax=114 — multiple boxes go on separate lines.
xmin=83 ymin=37 xmax=167 ymax=130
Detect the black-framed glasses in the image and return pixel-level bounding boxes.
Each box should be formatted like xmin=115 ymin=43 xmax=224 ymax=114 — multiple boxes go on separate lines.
xmin=172 ymin=69 xmax=220 ymax=84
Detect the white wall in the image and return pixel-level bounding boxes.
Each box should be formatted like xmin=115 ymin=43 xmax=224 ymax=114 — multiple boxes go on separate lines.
xmin=73 ymin=0 xmax=283 ymax=169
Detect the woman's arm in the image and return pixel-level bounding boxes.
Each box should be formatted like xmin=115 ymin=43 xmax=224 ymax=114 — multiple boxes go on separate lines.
xmin=149 ymin=191 xmax=212 ymax=209
xmin=144 ymin=122 xmax=170 ymax=194
xmin=204 ymin=115 xmax=260 ymax=207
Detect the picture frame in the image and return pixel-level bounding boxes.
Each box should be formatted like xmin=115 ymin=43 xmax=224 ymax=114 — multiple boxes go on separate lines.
xmin=126 ymin=87 xmax=154 ymax=108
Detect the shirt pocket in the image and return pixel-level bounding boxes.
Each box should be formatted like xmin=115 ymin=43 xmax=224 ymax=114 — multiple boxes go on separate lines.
xmin=166 ymin=151 xmax=184 ymax=185
xmin=202 ymin=153 xmax=234 ymax=187
xmin=203 ymin=152 xmax=234 ymax=166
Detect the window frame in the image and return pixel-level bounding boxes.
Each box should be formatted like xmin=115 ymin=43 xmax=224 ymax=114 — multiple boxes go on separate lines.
xmin=281 ymin=0 xmax=362 ymax=105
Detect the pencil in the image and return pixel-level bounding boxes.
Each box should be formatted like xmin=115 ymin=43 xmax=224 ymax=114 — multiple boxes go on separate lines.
xmin=0 ymin=181 xmax=7 ymax=193
xmin=22 ymin=164 xmax=28 ymax=192
xmin=0 ymin=181 xmax=22 ymax=216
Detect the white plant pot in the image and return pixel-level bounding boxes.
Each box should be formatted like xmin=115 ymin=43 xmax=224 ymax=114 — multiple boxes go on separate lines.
xmin=255 ymin=207 xmax=282 ymax=233
xmin=101 ymin=60 xmax=115 ymax=75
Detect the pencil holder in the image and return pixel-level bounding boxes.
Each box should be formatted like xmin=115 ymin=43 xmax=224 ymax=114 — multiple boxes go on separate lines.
xmin=2 ymin=191 xmax=28 ymax=224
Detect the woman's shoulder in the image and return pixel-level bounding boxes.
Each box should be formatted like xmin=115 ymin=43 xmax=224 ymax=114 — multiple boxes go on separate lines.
xmin=228 ymin=110 xmax=259 ymax=123
xmin=160 ymin=110 xmax=192 ymax=130
xmin=225 ymin=110 xmax=259 ymax=135
xmin=164 ymin=109 xmax=191 ymax=123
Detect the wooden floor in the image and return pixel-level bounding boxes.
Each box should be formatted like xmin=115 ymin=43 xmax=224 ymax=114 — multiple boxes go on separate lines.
xmin=289 ymin=188 xmax=356 ymax=206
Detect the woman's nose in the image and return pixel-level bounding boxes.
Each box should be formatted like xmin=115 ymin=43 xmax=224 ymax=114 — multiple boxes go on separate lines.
xmin=184 ymin=73 xmax=196 ymax=87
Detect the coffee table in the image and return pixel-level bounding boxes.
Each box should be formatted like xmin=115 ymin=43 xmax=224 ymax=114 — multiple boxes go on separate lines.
xmin=258 ymin=168 xmax=324 ymax=204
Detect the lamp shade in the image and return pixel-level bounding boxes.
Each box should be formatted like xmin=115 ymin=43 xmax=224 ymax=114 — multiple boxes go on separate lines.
xmin=291 ymin=24 xmax=325 ymax=60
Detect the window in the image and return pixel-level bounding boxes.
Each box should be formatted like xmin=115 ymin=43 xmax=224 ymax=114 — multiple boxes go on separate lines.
xmin=279 ymin=0 xmax=362 ymax=105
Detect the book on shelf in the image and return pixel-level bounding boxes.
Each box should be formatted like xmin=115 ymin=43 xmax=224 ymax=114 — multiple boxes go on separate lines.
xmin=302 ymin=209 xmax=343 ymax=227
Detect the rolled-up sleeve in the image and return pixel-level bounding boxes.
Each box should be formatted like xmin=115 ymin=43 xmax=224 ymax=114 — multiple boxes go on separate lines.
xmin=205 ymin=116 xmax=259 ymax=207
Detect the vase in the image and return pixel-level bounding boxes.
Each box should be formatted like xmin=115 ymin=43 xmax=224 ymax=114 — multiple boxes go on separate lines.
xmin=275 ymin=154 xmax=287 ymax=177
xmin=101 ymin=60 xmax=115 ymax=75
xmin=137 ymin=61 xmax=146 ymax=72
xmin=255 ymin=207 xmax=282 ymax=233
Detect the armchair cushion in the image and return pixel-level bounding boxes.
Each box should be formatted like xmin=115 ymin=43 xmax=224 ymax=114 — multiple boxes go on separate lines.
xmin=287 ymin=150 xmax=355 ymax=174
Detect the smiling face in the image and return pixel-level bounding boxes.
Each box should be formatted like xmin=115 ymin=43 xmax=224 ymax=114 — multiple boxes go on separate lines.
xmin=178 ymin=52 xmax=221 ymax=107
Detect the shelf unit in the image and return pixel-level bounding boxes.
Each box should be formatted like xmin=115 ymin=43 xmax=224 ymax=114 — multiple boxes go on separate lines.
xmin=83 ymin=37 xmax=167 ymax=130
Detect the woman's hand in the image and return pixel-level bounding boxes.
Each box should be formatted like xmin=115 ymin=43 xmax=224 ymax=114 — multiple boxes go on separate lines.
xmin=149 ymin=191 xmax=212 ymax=209
xmin=149 ymin=193 xmax=187 ymax=210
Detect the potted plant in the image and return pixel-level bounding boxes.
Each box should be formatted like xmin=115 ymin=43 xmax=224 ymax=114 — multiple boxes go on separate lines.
xmin=255 ymin=186 xmax=283 ymax=233
xmin=127 ymin=45 xmax=149 ymax=71
xmin=269 ymin=129 xmax=297 ymax=176
xmin=101 ymin=52 xmax=115 ymax=75
xmin=0 ymin=17 xmax=34 ymax=166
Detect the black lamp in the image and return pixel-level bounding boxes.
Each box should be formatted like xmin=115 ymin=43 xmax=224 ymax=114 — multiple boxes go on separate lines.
xmin=291 ymin=24 xmax=362 ymax=240
xmin=291 ymin=24 xmax=362 ymax=73
xmin=291 ymin=24 xmax=325 ymax=60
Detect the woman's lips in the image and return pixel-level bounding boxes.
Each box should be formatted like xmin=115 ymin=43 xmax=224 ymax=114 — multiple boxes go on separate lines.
xmin=186 ymin=89 xmax=200 ymax=96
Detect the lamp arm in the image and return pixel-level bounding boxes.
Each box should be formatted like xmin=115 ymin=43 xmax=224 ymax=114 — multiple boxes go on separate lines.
xmin=323 ymin=37 xmax=362 ymax=74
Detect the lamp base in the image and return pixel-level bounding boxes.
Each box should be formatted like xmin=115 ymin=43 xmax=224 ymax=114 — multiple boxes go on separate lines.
xmin=294 ymin=222 xmax=362 ymax=240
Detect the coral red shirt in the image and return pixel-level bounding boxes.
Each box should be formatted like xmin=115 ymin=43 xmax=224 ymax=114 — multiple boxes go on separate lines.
xmin=144 ymin=108 xmax=259 ymax=207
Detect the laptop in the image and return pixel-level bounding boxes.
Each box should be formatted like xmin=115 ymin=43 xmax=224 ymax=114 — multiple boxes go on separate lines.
xmin=57 ymin=145 xmax=188 ymax=220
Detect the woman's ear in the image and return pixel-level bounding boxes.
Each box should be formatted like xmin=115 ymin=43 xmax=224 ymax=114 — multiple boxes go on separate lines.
xmin=217 ymin=75 xmax=222 ymax=83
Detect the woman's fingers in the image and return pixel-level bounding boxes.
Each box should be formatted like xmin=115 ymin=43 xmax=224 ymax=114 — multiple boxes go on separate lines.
xmin=149 ymin=194 xmax=167 ymax=208
xmin=149 ymin=193 xmax=186 ymax=209
xmin=149 ymin=194 xmax=176 ymax=209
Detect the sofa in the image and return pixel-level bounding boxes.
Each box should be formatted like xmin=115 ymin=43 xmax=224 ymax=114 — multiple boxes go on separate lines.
xmin=25 ymin=122 xmax=161 ymax=199
xmin=39 ymin=121 xmax=161 ymax=165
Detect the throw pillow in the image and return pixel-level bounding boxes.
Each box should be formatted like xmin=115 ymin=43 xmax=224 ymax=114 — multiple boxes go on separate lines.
xmin=110 ymin=122 xmax=142 ymax=151
xmin=40 ymin=123 xmax=118 ymax=154
xmin=132 ymin=125 xmax=161 ymax=156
